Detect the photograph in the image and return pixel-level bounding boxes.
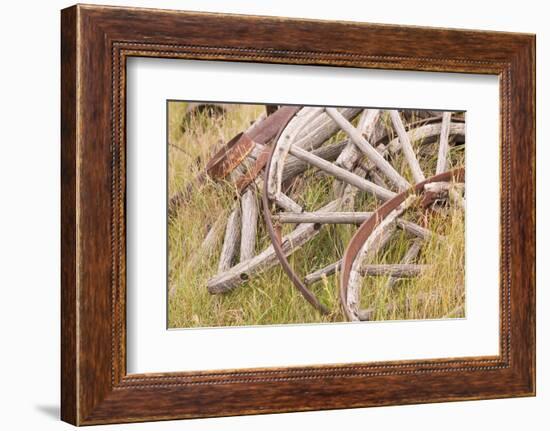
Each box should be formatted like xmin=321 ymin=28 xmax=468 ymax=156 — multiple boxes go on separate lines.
xmin=167 ymin=102 xmax=466 ymax=328
xmin=53 ymin=2 xmax=536 ymax=426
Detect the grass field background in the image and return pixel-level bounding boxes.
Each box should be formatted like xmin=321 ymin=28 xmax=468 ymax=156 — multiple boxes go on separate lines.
xmin=168 ymin=102 xmax=465 ymax=328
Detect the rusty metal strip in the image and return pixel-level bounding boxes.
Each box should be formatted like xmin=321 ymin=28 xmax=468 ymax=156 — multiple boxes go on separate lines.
xmin=206 ymin=106 xmax=301 ymax=181
xmin=169 ymin=106 xmax=301 ymax=212
xmin=247 ymin=105 xmax=302 ymax=145
xmin=339 ymin=168 xmax=465 ymax=321
xmin=205 ymin=132 xmax=255 ymax=180
xmin=236 ymin=145 xmax=272 ymax=193
xmin=261 ymin=108 xmax=331 ymax=315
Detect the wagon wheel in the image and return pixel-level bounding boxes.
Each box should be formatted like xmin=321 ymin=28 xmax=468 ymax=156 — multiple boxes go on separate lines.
xmin=339 ymin=168 xmax=465 ymax=321
xmin=205 ymin=106 xmax=362 ymax=294
xmin=262 ymin=107 xmax=465 ymax=319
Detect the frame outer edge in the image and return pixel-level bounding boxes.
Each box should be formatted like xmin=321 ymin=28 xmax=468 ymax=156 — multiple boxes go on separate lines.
xmin=531 ymin=34 xmax=536 ymax=396
xmin=518 ymin=34 xmax=536 ymax=394
xmin=526 ymin=35 xmax=536 ymax=395
xmin=500 ymin=35 xmax=536 ymax=396
xmin=61 ymin=4 xmax=536 ymax=425
xmin=61 ymin=4 xmax=79 ymax=426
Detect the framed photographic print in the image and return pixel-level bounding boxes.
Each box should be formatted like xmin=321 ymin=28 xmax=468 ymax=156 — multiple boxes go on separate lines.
xmin=61 ymin=4 xmax=536 ymax=425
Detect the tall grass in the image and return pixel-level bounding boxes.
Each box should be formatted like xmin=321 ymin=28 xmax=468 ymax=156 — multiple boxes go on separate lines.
xmin=168 ymin=102 xmax=465 ymax=328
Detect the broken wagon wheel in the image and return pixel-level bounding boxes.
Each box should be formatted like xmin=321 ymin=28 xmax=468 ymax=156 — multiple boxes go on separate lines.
xmin=206 ymin=106 xmax=362 ymax=295
xmin=261 ymin=106 xmax=411 ymax=315
xmin=339 ymin=168 xmax=465 ymax=321
xmin=262 ymin=107 xmax=465 ymax=317
xmin=204 ymin=106 xmax=465 ymax=315
xmin=260 ymin=106 xmax=381 ymax=314
xmin=168 ymin=106 xmax=300 ymax=213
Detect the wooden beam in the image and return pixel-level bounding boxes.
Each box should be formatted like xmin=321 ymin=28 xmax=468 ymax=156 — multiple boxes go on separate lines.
xmin=385 ymin=239 xmax=423 ymax=288
xmin=326 ymin=107 xmax=410 ymax=190
xmin=305 ymin=261 xmax=427 ymax=285
xmin=207 ymin=199 xmax=342 ymax=293
xmin=436 ymin=112 xmax=453 ymax=174
xmin=217 ymin=205 xmax=241 ymax=272
xmin=240 ymin=188 xmax=258 ymax=262
xmin=272 ymin=210 xmax=437 ymax=240
xmin=389 ymin=110 xmax=425 ymax=183
xmin=288 ymin=145 xmax=396 ymax=201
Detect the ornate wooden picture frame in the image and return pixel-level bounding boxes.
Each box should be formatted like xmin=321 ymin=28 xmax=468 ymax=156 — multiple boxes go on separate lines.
xmin=61 ymin=4 xmax=535 ymax=425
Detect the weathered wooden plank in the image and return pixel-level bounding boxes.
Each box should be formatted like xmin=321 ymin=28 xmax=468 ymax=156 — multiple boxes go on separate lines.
xmin=272 ymin=210 xmax=436 ymax=240
xmin=305 ymin=261 xmax=427 ymax=285
xmin=326 ymin=107 xmax=410 ymax=190
xmin=281 ymin=140 xmax=348 ymax=182
xmin=389 ymin=110 xmax=425 ymax=183
xmin=272 ymin=192 xmax=303 ymax=212
xmin=436 ymin=112 xmax=453 ymax=174
xmin=240 ymin=188 xmax=258 ymax=262
xmin=217 ymin=205 xmax=241 ymax=272
xmin=334 ymin=109 xmax=381 ymax=170
xmin=288 ymin=145 xmax=396 ymax=201
xmin=274 ymin=211 xmax=371 ymax=224
xmin=385 ymin=238 xmax=423 ymax=289
xmin=207 ymin=199 xmax=342 ymax=293
xmin=386 ymin=122 xmax=465 ymax=153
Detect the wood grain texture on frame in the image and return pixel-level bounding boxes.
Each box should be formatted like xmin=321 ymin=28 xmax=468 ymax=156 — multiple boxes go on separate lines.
xmin=61 ymin=4 xmax=535 ymax=425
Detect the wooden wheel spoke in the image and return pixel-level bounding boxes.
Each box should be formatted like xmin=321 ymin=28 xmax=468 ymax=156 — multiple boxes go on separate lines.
xmin=385 ymin=121 xmax=465 ymax=154
xmin=389 ymin=110 xmax=426 ymax=183
xmin=271 ymin=210 xmax=436 ymax=240
xmin=272 ymin=192 xmax=303 ymax=213
xmin=325 ymin=107 xmax=410 ymax=190
xmin=208 ymin=199 xmax=341 ymax=294
xmin=436 ymin=111 xmax=453 ymax=174
xmin=305 ymin=260 xmax=428 ymax=286
xmin=274 ymin=211 xmax=371 ymax=224
xmin=334 ymin=109 xmax=382 ymax=171
xmin=288 ymin=145 xmax=395 ymax=201
xmin=385 ymin=238 xmax=423 ymax=289
xmin=281 ymin=140 xmax=349 ymax=182
xmin=217 ymin=204 xmax=241 ymax=272
xmin=240 ymin=188 xmax=258 ymax=262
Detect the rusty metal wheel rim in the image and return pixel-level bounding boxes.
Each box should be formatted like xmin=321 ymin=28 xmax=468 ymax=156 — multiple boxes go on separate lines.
xmin=339 ymin=168 xmax=465 ymax=321
xmin=261 ymin=107 xmax=332 ymax=314
xmin=261 ymin=107 xmax=465 ymax=319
